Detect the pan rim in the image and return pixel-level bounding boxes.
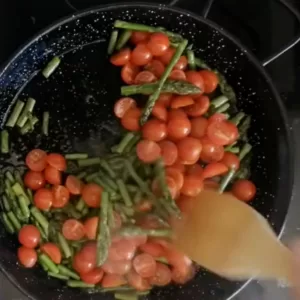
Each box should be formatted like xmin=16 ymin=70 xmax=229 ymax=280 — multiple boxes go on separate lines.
xmin=0 ymin=2 xmax=294 ymax=300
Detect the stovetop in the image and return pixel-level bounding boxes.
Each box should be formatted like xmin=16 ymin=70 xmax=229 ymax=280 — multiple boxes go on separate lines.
xmin=1 ymin=0 xmax=300 ymax=299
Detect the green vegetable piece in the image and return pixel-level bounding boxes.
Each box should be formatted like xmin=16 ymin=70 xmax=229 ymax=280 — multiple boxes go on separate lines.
xmin=67 ymin=280 xmax=95 ymax=288
xmin=108 ymin=30 xmax=119 ymax=55
xmin=30 ymin=207 xmax=49 ymax=234
xmin=42 ymin=111 xmax=50 ymax=136
xmin=16 ymin=97 xmax=36 ymax=128
xmin=187 ymin=49 xmax=196 ymax=70
xmin=1 ymin=213 xmax=15 ymax=234
xmin=39 ymin=253 xmax=59 ymax=274
xmin=58 ymin=232 xmax=72 ymax=259
xmin=48 ymin=272 xmax=69 ymax=281
xmin=5 ymin=171 xmax=14 ymax=183
xmin=12 ymin=182 xmax=30 ymax=206
xmin=77 ymin=157 xmax=101 ymax=167
xmin=6 ymin=100 xmax=25 ymax=128
xmin=7 ymin=211 xmax=21 ymax=231
xmin=58 ymin=265 xmax=80 ymax=280
xmin=116 ymin=30 xmax=132 ymax=50
xmin=65 ymin=153 xmax=88 ymax=160
xmin=18 ymin=195 xmax=30 ymax=219
xmin=42 ymin=56 xmax=61 ymax=79
xmin=118 ymin=226 xmax=172 ymax=238
xmin=20 ymin=116 xmax=39 ymax=135
xmin=116 ymin=179 xmax=133 ymax=207
xmin=1 ymin=130 xmax=9 ymax=154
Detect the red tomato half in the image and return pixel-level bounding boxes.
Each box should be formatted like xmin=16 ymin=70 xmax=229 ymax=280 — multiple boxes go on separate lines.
xmin=149 ymin=262 xmax=172 ymax=286
xmin=46 ymin=153 xmax=67 ymax=171
xmin=81 ymin=268 xmax=104 ymax=284
xmin=102 ymin=259 xmax=132 ymax=275
xmin=114 ymin=97 xmax=136 ymax=119
xmin=142 ymin=119 xmax=167 ymax=142
xmin=101 ymin=274 xmax=127 ymax=288
xmin=131 ymin=31 xmax=150 ymax=44
xmin=139 ymin=242 xmax=165 ymax=257
xmin=34 ymin=188 xmax=53 ymax=210
xmin=62 ymin=219 xmax=85 ymax=241
xmin=136 ymin=140 xmax=161 ymax=163
xmin=145 ymin=60 xmax=165 ymax=78
xmin=18 ymin=246 xmax=37 ymax=268
xmin=82 ymin=183 xmax=103 ymax=208
xmin=198 ymin=70 xmax=219 ymax=93
xmin=158 ymin=140 xmax=178 ymax=166
xmin=24 ymin=171 xmax=45 ymax=190
xmin=121 ymin=63 xmax=140 ymax=85
xmin=134 ymin=71 xmax=157 ymax=84
xmin=202 ymin=162 xmax=228 ymax=179
xmin=108 ymin=239 xmax=136 ymax=261
xmin=18 ymin=225 xmax=40 ymax=248
xmin=84 ymin=217 xmax=99 ymax=240
xmin=221 ymin=152 xmax=240 ymax=170
xmin=167 ymin=117 xmax=191 ymax=140
xmin=152 ymin=103 xmax=168 ymax=122
xmin=65 ymin=175 xmax=83 ymax=195
xmin=185 ymin=95 xmax=210 ymax=117
xmin=40 ymin=243 xmax=62 ymax=264
xmin=180 ymin=175 xmax=203 ymax=197
xmin=200 ymin=137 xmax=225 ymax=163
xmin=44 ymin=165 xmax=61 ymax=185
xmin=171 ymin=96 xmax=194 ymax=109
xmin=177 ymin=137 xmax=202 ymax=163
xmin=147 ymin=32 xmax=170 ymax=56
xmin=110 ymin=48 xmax=131 ymax=66
xmin=25 ymin=149 xmax=47 ymax=172
xmin=131 ymin=44 xmax=152 ymax=66
xmin=121 ymin=107 xmax=142 ymax=132
xmin=185 ymin=71 xmax=205 ymax=93
xmin=52 ymin=185 xmax=70 ymax=208
xmin=190 ymin=117 xmax=208 ymax=139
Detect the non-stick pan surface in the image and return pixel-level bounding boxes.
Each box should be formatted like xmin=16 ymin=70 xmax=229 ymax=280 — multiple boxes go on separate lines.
xmin=0 ymin=3 xmax=293 ymax=300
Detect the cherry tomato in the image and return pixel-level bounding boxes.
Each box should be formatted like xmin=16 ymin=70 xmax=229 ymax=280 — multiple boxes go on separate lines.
xmin=157 ymin=93 xmax=173 ymax=107
xmin=136 ymin=140 xmax=161 ymax=163
xmin=172 ymin=264 xmax=196 ymax=284
xmin=47 ymin=153 xmax=67 ymax=171
xmin=164 ymin=244 xmax=193 ymax=272
xmin=81 ymin=242 xmax=97 ymax=262
xmin=190 ymin=117 xmax=208 ymax=139
xmin=121 ymin=107 xmax=142 ymax=132
xmin=102 ymin=274 xmax=127 ymax=288
xmin=168 ymin=108 xmax=188 ymax=120
xmin=221 ymin=152 xmax=240 ymax=170
xmin=65 ymin=175 xmax=83 ymax=195
xmin=185 ymin=95 xmax=210 ymax=117
xmin=18 ymin=246 xmax=37 ymax=268
xmin=169 ymin=69 xmax=186 ymax=81
xmin=142 ymin=119 xmax=167 ymax=142
xmin=25 ymin=149 xmax=47 ymax=172
xmin=139 ymin=242 xmax=165 ymax=257
xmin=131 ymin=44 xmax=152 ymax=66
xmin=131 ymin=31 xmax=150 ymax=44
xmin=102 ymin=259 xmax=132 ymax=275
xmin=147 ymin=32 xmax=170 ymax=56
xmin=185 ymin=71 xmax=205 ymax=93
xmin=44 ymin=165 xmax=61 ymax=185
xmin=177 ymin=137 xmax=202 ymax=163
xmin=40 ymin=243 xmax=62 ymax=264
xmin=24 ymin=171 xmax=45 ymax=190
xmin=208 ymin=113 xmax=228 ymax=124
xmin=62 ymin=219 xmax=85 ymax=241
xmin=82 ymin=183 xmax=103 ymax=208
xmin=158 ymin=140 xmax=178 ymax=166
xmin=110 ymin=48 xmax=131 ymax=66
xmin=149 ymin=262 xmax=172 ymax=286
xmin=133 ymin=253 xmax=156 ymax=278
xmin=134 ymin=70 xmax=157 ymax=84
xmin=200 ymin=137 xmax=225 ymax=163
xmin=198 ymin=70 xmax=219 ymax=93
xmin=207 ymin=120 xmax=239 ymax=146
xmin=152 ymin=103 xmax=168 ymax=122
xmin=202 ymin=162 xmax=228 ymax=179
xmin=231 ymin=179 xmax=256 ymax=202
xmin=34 ymin=188 xmax=53 ymax=210
xmin=52 ymin=185 xmax=70 ymax=208
xmin=180 ymin=175 xmax=203 ymax=197
xmin=174 ymin=56 xmax=188 ymax=70
xmin=171 ymin=96 xmax=194 ymax=109
xmin=167 ymin=117 xmax=191 ymax=140
xmin=73 ymin=251 xmax=95 ymax=274
xmin=121 ymin=62 xmax=140 ymax=85
xmin=18 ymin=225 xmax=40 ymax=248
xmin=108 ymin=238 xmax=136 ymax=261
xmin=145 ymin=60 xmax=165 ymax=78
xmin=160 ymin=48 xmax=175 ymax=65
xmin=84 ymin=217 xmax=99 ymax=240
xmin=165 ymin=167 xmax=184 ymax=190
xmin=185 ymin=164 xmax=203 ymax=179
xmin=170 ymin=159 xmax=186 ymax=173
xmin=114 ymin=97 xmax=136 ymax=118
xmin=136 ymin=199 xmax=153 ymax=212
xmin=81 ymin=268 xmax=104 ymax=284
xmin=128 ymin=269 xmax=151 ymax=291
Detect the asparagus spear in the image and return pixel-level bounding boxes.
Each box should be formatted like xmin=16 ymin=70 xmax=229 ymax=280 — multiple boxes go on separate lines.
xmin=118 ymin=226 xmax=172 ymax=238
xmin=6 ymin=100 xmax=25 ymax=127
xmin=108 ymin=30 xmax=119 ymax=54
xmin=116 ymin=30 xmax=132 ymax=50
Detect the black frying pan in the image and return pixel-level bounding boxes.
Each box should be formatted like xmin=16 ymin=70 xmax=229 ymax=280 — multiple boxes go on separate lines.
xmin=0 ymin=2 xmax=295 ymax=300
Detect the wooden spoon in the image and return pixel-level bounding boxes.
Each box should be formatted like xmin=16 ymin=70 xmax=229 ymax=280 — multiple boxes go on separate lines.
xmin=172 ymin=189 xmax=294 ymax=283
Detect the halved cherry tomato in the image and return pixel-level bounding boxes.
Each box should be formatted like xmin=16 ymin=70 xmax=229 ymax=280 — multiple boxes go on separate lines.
xmin=131 ymin=31 xmax=150 ymax=44
xmin=231 ymin=179 xmax=256 ymax=202
xmin=168 ymin=108 xmax=188 ymax=120
xmin=40 ymin=243 xmax=62 ymax=264
xmin=200 ymin=137 xmax=224 ymax=163
xmin=25 ymin=149 xmax=47 ymax=172
xmin=52 ymin=185 xmax=70 ymax=208
xmin=142 ymin=119 xmax=167 ymax=142
xmin=18 ymin=246 xmax=37 ymax=268
xmin=133 ymin=253 xmax=156 ymax=278
xmin=185 ymin=164 xmax=203 ymax=179
xmin=24 ymin=171 xmax=45 ymax=190
xmin=207 ymin=120 xmax=239 ymax=146
xmin=190 ymin=117 xmax=208 ymax=139
xmin=185 ymin=95 xmax=210 ymax=117
xmin=81 ymin=268 xmax=104 ymax=284
xmin=172 ymin=264 xmax=196 ymax=284
xmin=136 ymin=140 xmax=161 ymax=163
xmin=136 ymin=199 xmax=153 ymax=212
xmin=177 ymin=137 xmax=202 ymax=163
xmin=167 ymin=117 xmax=191 ymax=140
xmin=202 ymin=162 xmax=228 ymax=179
xmin=145 ymin=60 xmax=165 ymax=78
xmin=147 ymin=32 xmax=170 ymax=56
xmin=114 ymin=97 xmax=136 ymax=118
xmin=73 ymin=251 xmax=95 ymax=274
xmin=84 ymin=216 xmax=99 ymax=240
xmin=166 ymin=167 xmax=184 ymax=190
xmin=121 ymin=62 xmax=139 ymax=84
xmin=121 ymin=107 xmax=142 ymax=132
xmin=131 ymin=44 xmax=152 ymax=66
xmin=158 ymin=140 xmax=178 ymax=166
xmin=174 ymin=56 xmax=188 ymax=70
xmin=47 ymin=153 xmax=67 ymax=171
xmin=134 ymin=71 xmax=157 ymax=84
xmin=208 ymin=113 xmax=228 ymax=124
xmin=62 ymin=219 xmax=85 ymax=241
xmin=164 ymin=244 xmax=193 ymax=272
xmin=149 ymin=262 xmax=172 ymax=286
xmin=127 ymin=269 xmax=151 ymax=291
xmin=65 ymin=175 xmax=83 ymax=195
xmin=80 ymin=242 xmax=97 ymax=262
xmin=110 ymin=48 xmax=131 ymax=66
xmin=170 ymin=159 xmax=186 ymax=173
xmin=160 ymin=48 xmax=175 ymax=65
xmin=152 ymin=103 xmax=168 ymax=121
xmin=44 ymin=165 xmax=61 ymax=185
xmin=108 ymin=239 xmax=136 ymax=261
xmin=181 ymin=175 xmax=203 ymax=197
xmin=171 ymin=96 xmax=194 ymax=109
xmin=34 ymin=188 xmax=53 ymax=210
xmin=18 ymin=225 xmax=40 ymax=248
xmin=185 ymin=71 xmax=205 ymax=93
xmin=198 ymin=70 xmax=219 ymax=93
xmin=139 ymin=242 xmax=165 ymax=257
xmin=102 ymin=259 xmax=132 ymax=275
xmin=82 ymin=183 xmax=103 ymax=208
xmin=101 ymin=274 xmax=127 ymax=288
xmin=169 ymin=69 xmax=186 ymax=81
xmin=157 ymin=93 xmax=173 ymax=107
xmin=221 ymin=152 xmax=240 ymax=170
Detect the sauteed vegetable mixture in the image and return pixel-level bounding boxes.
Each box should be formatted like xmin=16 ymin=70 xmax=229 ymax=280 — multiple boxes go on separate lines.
xmin=0 ymin=21 xmax=256 ymax=300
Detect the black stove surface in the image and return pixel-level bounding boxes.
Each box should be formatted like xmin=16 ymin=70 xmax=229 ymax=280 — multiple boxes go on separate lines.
xmin=1 ymin=0 xmax=300 ymax=299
